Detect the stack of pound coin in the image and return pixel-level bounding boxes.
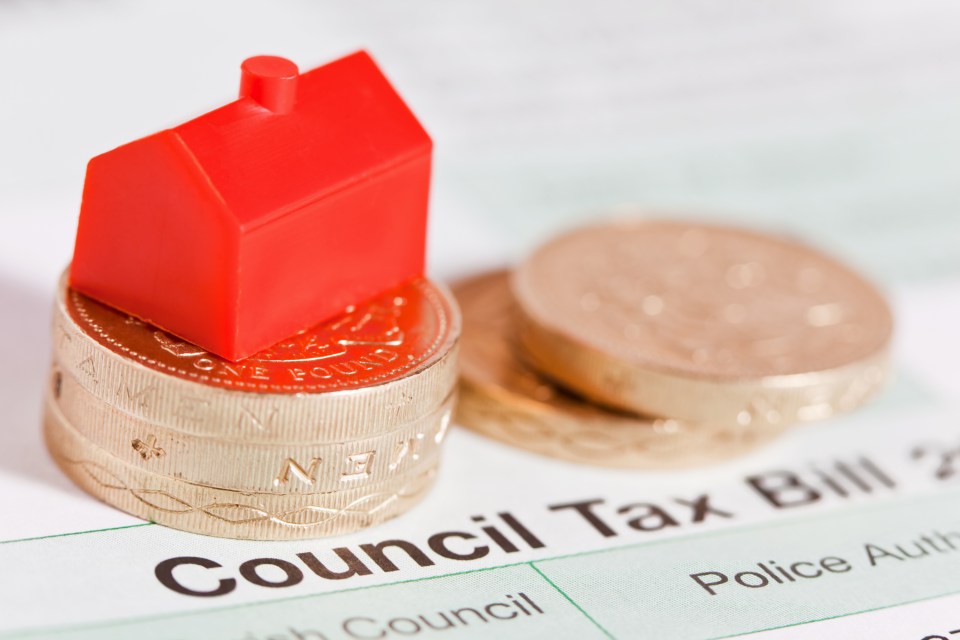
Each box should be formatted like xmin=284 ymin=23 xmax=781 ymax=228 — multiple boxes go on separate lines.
xmin=46 ymin=272 xmax=460 ymax=540
xmin=454 ymin=218 xmax=892 ymax=467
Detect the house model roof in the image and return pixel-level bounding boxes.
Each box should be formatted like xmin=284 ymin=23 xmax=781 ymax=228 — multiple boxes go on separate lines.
xmin=174 ymin=52 xmax=431 ymax=228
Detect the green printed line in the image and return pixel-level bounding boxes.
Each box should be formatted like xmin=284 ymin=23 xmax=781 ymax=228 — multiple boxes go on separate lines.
xmin=706 ymin=588 xmax=960 ymax=640
xmin=5 ymin=490 xmax=960 ymax=638
xmin=0 ymin=522 xmax=153 ymax=545
xmin=530 ymin=562 xmax=616 ymax=640
xmin=0 ymin=560 xmax=536 ymax=639
xmin=8 ymin=565 xmax=960 ymax=640
xmin=531 ymin=488 xmax=960 ymax=565
xmin=5 ymin=560 xmax=610 ymax=639
xmin=6 ymin=486 xmax=958 ymax=564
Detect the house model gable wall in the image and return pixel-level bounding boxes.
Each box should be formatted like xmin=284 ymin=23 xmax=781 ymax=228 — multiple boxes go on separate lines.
xmin=72 ymin=131 xmax=239 ymax=350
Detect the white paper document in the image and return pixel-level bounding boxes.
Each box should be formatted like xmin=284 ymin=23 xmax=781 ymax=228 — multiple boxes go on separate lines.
xmin=2 ymin=2 xmax=960 ymax=638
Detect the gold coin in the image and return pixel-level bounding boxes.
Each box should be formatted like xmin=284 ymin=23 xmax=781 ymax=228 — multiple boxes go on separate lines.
xmin=512 ymin=219 xmax=892 ymax=427
xmin=454 ymin=271 xmax=787 ymax=468
xmin=66 ymin=275 xmax=455 ymax=393
xmin=50 ymin=368 xmax=453 ymax=494
xmin=43 ymin=393 xmax=437 ymax=540
xmin=52 ymin=273 xmax=460 ymax=439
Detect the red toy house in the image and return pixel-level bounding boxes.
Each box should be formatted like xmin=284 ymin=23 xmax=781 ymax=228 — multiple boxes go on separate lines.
xmin=70 ymin=52 xmax=432 ymax=362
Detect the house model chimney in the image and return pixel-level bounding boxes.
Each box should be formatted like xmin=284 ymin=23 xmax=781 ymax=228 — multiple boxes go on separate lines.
xmin=239 ymin=55 xmax=299 ymax=114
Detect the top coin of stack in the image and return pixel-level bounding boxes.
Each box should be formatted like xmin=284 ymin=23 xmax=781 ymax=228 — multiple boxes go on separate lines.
xmin=454 ymin=218 xmax=892 ymax=466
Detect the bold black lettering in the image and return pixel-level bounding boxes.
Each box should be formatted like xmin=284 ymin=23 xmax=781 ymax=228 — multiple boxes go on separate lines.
xmin=155 ymin=556 xmax=236 ymax=597
xmin=619 ymin=503 xmax=679 ymax=532
xmin=675 ymin=495 xmax=733 ymax=522
xmin=427 ymin=531 xmax=489 ymax=560
xmin=472 ymin=516 xmax=519 ymax=553
xmin=548 ymin=499 xmax=616 ymax=537
xmin=297 ymin=548 xmax=373 ymax=580
xmin=746 ymin=471 xmax=821 ymax=508
xmin=860 ymin=457 xmax=896 ymax=488
xmin=239 ymin=558 xmax=303 ymax=588
xmin=360 ymin=540 xmax=435 ymax=572
xmin=498 ymin=512 xmax=546 ymax=549
xmin=812 ymin=467 xmax=848 ymax=497
xmin=835 ymin=461 xmax=872 ymax=492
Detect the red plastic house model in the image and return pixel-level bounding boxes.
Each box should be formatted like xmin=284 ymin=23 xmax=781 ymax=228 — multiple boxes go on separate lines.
xmin=70 ymin=52 xmax=432 ymax=361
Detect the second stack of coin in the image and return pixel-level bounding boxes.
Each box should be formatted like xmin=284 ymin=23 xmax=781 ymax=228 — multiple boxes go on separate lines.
xmin=46 ymin=274 xmax=460 ymax=540
xmin=454 ymin=218 xmax=892 ymax=467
